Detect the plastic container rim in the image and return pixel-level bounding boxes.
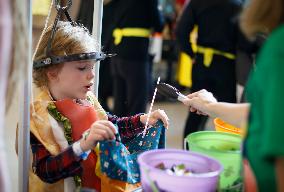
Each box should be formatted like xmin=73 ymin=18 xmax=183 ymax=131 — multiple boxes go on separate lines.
xmin=186 ymin=131 xmax=242 ymax=155
xmin=214 ymin=118 xmax=241 ymax=134
xmin=138 ymin=149 xmax=223 ymax=178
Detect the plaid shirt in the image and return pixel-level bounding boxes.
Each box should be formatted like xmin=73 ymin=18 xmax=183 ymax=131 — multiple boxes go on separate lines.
xmin=31 ymin=113 xmax=145 ymax=183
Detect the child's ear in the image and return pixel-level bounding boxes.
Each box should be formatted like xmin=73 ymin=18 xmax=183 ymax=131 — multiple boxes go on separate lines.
xmin=46 ymin=69 xmax=58 ymax=81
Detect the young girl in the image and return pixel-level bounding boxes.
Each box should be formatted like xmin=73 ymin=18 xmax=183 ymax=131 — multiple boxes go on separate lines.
xmin=30 ymin=21 xmax=169 ymax=192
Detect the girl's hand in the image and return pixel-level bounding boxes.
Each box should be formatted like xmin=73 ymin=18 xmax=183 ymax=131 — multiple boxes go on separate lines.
xmin=140 ymin=109 xmax=169 ymax=129
xmin=79 ymin=120 xmax=116 ymax=151
xmin=182 ymin=89 xmax=217 ymax=115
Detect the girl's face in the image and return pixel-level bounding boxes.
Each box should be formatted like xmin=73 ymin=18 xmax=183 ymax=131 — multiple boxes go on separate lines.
xmin=48 ymin=60 xmax=95 ymax=100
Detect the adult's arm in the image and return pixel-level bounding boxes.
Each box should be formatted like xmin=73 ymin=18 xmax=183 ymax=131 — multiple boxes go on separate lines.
xmin=206 ymin=102 xmax=250 ymax=128
xmin=276 ymin=158 xmax=284 ymax=191
xmin=182 ymin=89 xmax=250 ymax=128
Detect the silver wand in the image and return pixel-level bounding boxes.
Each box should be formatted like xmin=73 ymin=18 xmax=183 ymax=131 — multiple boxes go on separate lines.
xmin=142 ymin=77 xmax=160 ymax=137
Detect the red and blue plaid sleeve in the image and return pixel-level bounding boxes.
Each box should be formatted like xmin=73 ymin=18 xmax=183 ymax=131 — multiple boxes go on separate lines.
xmin=30 ymin=133 xmax=82 ymax=183
xmin=107 ymin=113 xmax=145 ymax=140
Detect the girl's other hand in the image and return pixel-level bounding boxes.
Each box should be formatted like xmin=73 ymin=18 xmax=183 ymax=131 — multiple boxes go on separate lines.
xmin=140 ymin=109 xmax=169 ymax=129
xmin=80 ymin=120 xmax=116 ymax=151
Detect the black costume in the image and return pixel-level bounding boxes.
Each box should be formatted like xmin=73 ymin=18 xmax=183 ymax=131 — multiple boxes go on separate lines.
xmin=176 ymin=0 xmax=244 ymax=138
xmin=110 ymin=0 xmax=164 ymax=116
xmin=77 ymin=0 xmax=116 ymax=112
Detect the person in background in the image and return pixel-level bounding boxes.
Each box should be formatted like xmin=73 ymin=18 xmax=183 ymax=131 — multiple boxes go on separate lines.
xmin=77 ymin=0 xmax=115 ymax=112
xmin=109 ymin=0 xmax=165 ymax=116
xmin=181 ymin=0 xmax=284 ymax=190
xmin=175 ymin=0 xmax=188 ymax=16
xmin=175 ymin=0 xmax=247 ymax=139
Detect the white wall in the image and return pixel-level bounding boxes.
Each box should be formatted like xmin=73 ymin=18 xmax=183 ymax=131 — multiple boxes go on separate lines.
xmin=5 ymin=88 xmax=19 ymax=192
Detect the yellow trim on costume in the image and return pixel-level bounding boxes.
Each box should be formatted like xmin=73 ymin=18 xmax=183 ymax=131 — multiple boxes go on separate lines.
xmin=95 ymin=144 xmax=102 ymax=177
xmin=176 ymin=26 xmax=198 ymax=88
xmin=113 ymin=28 xmax=151 ymax=45
xmin=177 ymin=52 xmax=193 ymax=88
xmin=196 ymin=46 xmax=236 ymax=67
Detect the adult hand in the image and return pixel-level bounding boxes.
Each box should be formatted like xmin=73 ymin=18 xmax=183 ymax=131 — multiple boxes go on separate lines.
xmin=140 ymin=109 xmax=169 ymax=129
xmin=182 ymin=89 xmax=217 ymax=115
xmin=80 ymin=120 xmax=116 ymax=151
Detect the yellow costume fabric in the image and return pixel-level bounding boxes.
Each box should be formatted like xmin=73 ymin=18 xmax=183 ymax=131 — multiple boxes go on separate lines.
xmin=113 ymin=28 xmax=151 ymax=45
xmin=196 ymin=46 xmax=236 ymax=67
xmin=177 ymin=26 xmax=198 ymax=88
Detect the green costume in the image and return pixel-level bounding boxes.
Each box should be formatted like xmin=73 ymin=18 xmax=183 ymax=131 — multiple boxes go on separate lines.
xmin=245 ymin=24 xmax=284 ymax=191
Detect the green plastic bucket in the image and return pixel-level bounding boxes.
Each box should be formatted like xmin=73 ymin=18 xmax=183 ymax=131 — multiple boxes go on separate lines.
xmin=185 ymin=131 xmax=242 ymax=191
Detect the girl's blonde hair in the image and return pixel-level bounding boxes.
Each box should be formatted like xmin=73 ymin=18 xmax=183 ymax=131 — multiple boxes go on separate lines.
xmin=33 ymin=21 xmax=99 ymax=87
xmin=240 ymin=0 xmax=284 ymax=39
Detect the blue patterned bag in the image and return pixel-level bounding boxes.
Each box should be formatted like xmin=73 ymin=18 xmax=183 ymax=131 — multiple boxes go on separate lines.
xmin=99 ymin=120 xmax=166 ymax=183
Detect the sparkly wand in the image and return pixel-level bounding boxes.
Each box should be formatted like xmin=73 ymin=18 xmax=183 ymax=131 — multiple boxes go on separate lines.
xmin=142 ymin=77 xmax=160 ymax=137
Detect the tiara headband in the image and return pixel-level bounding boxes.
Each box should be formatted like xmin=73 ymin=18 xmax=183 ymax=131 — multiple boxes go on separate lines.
xmin=33 ymin=0 xmax=115 ymax=69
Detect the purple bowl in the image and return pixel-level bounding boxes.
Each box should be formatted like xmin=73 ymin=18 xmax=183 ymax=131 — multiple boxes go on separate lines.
xmin=138 ymin=149 xmax=223 ymax=192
